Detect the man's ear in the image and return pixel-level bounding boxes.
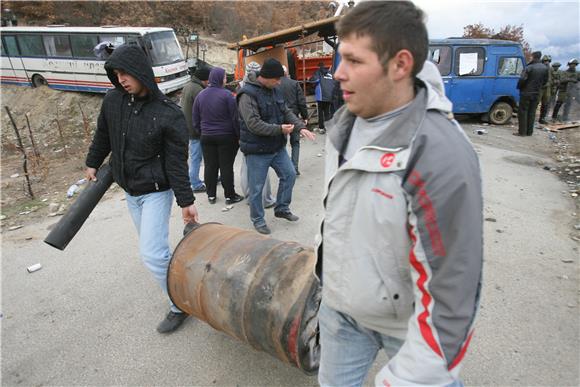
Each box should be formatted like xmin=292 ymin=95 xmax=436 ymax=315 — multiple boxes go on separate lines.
xmin=389 ymin=49 xmax=415 ymax=81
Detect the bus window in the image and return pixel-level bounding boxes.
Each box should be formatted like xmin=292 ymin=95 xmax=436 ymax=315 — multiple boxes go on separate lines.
xmin=3 ymin=36 xmax=19 ymax=55
xmin=43 ymin=35 xmax=72 ymax=57
xmin=145 ymin=31 xmax=183 ymax=66
xmin=99 ymin=35 xmax=125 ymax=47
xmin=428 ymin=45 xmax=452 ymax=76
xmin=498 ymin=57 xmax=523 ymax=76
xmin=18 ymin=35 xmax=45 ymax=57
xmin=71 ymin=34 xmax=99 ymax=58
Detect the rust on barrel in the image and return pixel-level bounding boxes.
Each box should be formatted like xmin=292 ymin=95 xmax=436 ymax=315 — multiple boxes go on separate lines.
xmin=168 ymin=222 xmax=321 ymax=374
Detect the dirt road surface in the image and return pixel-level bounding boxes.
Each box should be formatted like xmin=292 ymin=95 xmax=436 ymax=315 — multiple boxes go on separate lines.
xmin=2 ymin=111 xmax=579 ymax=385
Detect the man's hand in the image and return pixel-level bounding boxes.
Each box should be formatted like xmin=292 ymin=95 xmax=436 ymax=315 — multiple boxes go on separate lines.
xmin=281 ymin=124 xmax=294 ymax=135
xmin=182 ymin=204 xmax=199 ymax=224
xmin=300 ymin=128 xmax=316 ymax=141
xmin=85 ymin=167 xmax=98 ymax=182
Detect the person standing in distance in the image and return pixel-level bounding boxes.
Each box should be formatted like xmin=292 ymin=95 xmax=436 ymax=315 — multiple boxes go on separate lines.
xmin=237 ymin=58 xmax=315 ymax=235
xmin=316 ymin=2 xmax=483 ymax=385
xmin=516 ymin=51 xmax=548 ymax=135
xmin=180 ymin=66 xmax=210 ymax=193
xmin=279 ymin=65 xmax=309 ymax=175
xmin=85 ymin=44 xmax=198 ymax=334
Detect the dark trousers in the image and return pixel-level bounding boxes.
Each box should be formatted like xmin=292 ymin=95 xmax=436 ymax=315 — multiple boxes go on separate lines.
xmin=518 ymin=95 xmax=539 ymax=136
xmin=200 ymin=135 xmax=239 ymax=198
xmin=289 ymin=129 xmax=300 ymax=172
xmin=317 ymin=101 xmax=332 ymax=129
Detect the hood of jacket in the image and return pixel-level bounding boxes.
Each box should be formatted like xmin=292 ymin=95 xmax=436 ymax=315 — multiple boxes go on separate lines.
xmin=208 ymin=67 xmax=226 ymax=88
xmin=328 ymin=63 xmax=453 ymax=152
xmin=244 ymin=71 xmax=263 ymax=88
xmin=104 ymin=44 xmax=162 ymax=99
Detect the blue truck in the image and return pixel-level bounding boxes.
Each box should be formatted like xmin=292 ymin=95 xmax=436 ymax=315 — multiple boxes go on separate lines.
xmin=429 ymin=38 xmax=526 ymax=125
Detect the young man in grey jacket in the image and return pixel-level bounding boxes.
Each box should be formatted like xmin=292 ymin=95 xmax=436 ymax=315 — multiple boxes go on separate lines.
xmin=316 ymin=2 xmax=483 ymax=386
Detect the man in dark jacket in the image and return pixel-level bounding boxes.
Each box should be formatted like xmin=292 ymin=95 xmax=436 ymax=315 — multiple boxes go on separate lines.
xmin=516 ymin=51 xmax=549 ymax=136
xmin=237 ymin=58 xmax=314 ymax=235
xmin=310 ymin=63 xmax=337 ymax=134
xmin=279 ymin=65 xmax=308 ymax=175
xmin=85 ymin=44 xmax=198 ymax=334
xmin=180 ymin=66 xmax=210 ymax=193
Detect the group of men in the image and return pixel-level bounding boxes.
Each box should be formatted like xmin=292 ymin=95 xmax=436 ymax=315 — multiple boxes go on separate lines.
xmin=517 ymin=51 xmax=578 ymax=136
xmin=84 ymin=1 xmax=483 ymax=385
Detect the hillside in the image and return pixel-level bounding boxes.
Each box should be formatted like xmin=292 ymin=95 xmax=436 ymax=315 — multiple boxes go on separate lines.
xmin=2 ymin=1 xmax=334 ymax=42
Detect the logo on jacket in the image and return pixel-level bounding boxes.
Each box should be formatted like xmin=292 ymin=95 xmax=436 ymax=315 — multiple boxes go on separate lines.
xmin=380 ymin=153 xmax=396 ymax=168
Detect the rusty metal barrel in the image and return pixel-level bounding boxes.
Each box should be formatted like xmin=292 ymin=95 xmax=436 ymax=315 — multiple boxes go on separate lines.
xmin=167 ymin=222 xmax=321 ymax=374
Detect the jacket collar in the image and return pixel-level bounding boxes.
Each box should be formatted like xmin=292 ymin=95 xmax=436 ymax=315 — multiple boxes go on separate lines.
xmin=328 ymin=81 xmax=428 ymax=154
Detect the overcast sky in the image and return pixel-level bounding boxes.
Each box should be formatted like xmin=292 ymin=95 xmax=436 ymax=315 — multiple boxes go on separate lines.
xmin=412 ymin=0 xmax=580 ymax=67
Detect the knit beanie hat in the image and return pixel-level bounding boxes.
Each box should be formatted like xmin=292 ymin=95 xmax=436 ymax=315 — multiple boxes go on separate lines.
xmin=259 ymin=58 xmax=284 ymax=79
xmin=194 ymin=66 xmax=210 ymax=81
xmin=245 ymin=61 xmax=262 ymax=73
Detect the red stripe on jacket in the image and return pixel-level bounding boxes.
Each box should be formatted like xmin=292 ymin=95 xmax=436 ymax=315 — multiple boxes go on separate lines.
xmin=407 ymin=170 xmax=447 ymax=257
xmin=408 ymin=225 xmax=443 ymax=358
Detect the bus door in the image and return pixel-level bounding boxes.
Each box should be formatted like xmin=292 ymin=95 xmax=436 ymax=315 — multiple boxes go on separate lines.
xmin=447 ymin=46 xmax=487 ymax=113
xmin=70 ymin=34 xmax=103 ymax=92
xmin=42 ymin=34 xmax=85 ymax=91
xmin=1 ymin=35 xmax=30 ymax=86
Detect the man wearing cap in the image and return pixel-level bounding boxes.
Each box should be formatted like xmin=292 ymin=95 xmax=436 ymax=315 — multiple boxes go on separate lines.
xmin=516 ymin=51 xmax=548 ymax=136
xmin=237 ymin=58 xmax=315 ymax=235
xmin=549 ymin=62 xmax=562 ymax=116
xmin=560 ymin=58 xmax=579 ymax=122
xmin=180 ymin=66 xmax=210 ymax=193
xmin=538 ymin=54 xmax=553 ymax=124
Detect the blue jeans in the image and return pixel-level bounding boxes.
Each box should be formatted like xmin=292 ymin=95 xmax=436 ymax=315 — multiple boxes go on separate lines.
xmin=188 ymin=139 xmax=204 ymax=190
xmin=318 ymin=303 xmax=464 ymax=387
xmin=246 ymin=149 xmax=296 ymax=227
xmin=318 ymin=302 xmax=404 ymax=387
xmin=125 ymin=190 xmax=180 ymax=313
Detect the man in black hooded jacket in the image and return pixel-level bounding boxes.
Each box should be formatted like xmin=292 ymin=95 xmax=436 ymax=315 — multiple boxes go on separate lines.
xmin=516 ymin=51 xmax=548 ymax=136
xmin=85 ymin=44 xmax=198 ymax=334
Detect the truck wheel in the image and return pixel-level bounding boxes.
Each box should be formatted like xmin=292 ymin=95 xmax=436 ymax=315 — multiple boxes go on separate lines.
xmin=489 ymin=102 xmax=512 ymax=125
xmin=32 ymin=74 xmax=47 ymax=88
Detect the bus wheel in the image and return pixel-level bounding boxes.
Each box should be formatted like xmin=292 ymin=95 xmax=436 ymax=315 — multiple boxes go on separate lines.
xmin=489 ymin=102 xmax=512 ymax=125
xmin=32 ymin=74 xmax=47 ymax=88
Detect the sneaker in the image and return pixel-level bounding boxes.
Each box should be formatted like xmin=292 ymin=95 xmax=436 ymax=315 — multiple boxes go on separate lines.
xmin=318 ymin=128 xmax=326 ymax=135
xmin=274 ymin=211 xmax=299 ymax=221
xmin=538 ymin=119 xmax=548 ymax=125
xmin=264 ymin=201 xmax=277 ymax=209
xmin=225 ymin=193 xmax=244 ymax=205
xmin=193 ymin=184 xmax=207 ymax=193
xmin=208 ymin=196 xmax=216 ymax=204
xmin=295 ymin=170 xmax=301 ymax=176
xmin=157 ymin=311 xmax=188 ymax=334
xmin=254 ymin=224 xmax=271 ymax=235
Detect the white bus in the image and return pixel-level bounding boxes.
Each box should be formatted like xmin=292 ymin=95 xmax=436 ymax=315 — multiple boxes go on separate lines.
xmin=0 ymin=26 xmax=190 ymax=94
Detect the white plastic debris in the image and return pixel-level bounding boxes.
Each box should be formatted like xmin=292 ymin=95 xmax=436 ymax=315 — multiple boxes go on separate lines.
xmin=27 ymin=263 xmax=42 ymax=273
xmin=66 ymin=184 xmax=80 ymax=198
xmin=221 ymin=205 xmax=234 ymax=212
xmin=10 ymin=173 xmax=19 ymax=178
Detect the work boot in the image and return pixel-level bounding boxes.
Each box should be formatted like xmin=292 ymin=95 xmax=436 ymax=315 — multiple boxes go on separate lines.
xmin=225 ymin=193 xmax=244 ymax=205
xmin=157 ymin=311 xmax=188 ymax=334
xmin=274 ymin=211 xmax=299 ymax=221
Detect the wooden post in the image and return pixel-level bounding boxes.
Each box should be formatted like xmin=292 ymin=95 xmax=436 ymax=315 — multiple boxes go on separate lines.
xmin=55 ymin=105 xmax=69 ymax=157
xmin=5 ymin=106 xmax=34 ymax=198
xmin=24 ymin=113 xmax=40 ymax=161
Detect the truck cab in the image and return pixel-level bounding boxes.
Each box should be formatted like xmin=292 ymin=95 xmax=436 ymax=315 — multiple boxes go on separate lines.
xmin=429 ymin=38 xmax=526 ymax=124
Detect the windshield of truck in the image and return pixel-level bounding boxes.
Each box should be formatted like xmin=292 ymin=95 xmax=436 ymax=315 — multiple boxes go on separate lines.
xmin=145 ymin=31 xmax=183 ymax=66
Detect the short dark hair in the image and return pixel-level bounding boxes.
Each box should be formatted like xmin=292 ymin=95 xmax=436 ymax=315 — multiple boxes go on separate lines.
xmin=337 ymin=1 xmax=428 ymax=77
xmin=532 ymin=51 xmax=542 ymax=60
